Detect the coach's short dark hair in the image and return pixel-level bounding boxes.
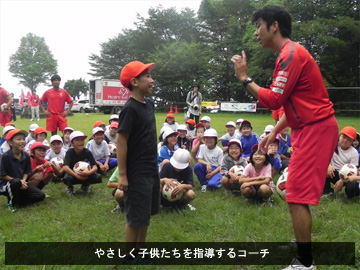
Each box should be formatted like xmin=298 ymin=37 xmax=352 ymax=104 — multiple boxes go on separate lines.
xmin=51 ymin=75 xmax=61 ymax=81
xmin=252 ymin=5 xmax=292 ymax=38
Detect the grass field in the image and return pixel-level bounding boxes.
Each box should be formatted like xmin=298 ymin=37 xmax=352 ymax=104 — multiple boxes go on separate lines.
xmin=0 ymin=111 xmax=359 ymax=270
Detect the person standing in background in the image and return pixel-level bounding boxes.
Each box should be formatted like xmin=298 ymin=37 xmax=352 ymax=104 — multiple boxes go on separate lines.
xmin=186 ymin=82 xmax=202 ymax=124
xmin=29 ymin=89 xmax=40 ymax=121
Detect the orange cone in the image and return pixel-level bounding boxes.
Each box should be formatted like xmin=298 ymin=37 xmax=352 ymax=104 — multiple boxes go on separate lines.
xmin=175 ymin=105 xmax=178 ymax=114
xmin=169 ymin=104 xmax=173 ymax=113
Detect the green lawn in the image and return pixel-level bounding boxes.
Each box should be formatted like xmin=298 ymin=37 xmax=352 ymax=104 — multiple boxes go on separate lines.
xmin=0 ymin=112 xmax=359 ymax=270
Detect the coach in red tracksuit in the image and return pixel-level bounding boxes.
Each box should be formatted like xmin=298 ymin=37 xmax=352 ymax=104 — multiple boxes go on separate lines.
xmin=231 ymin=5 xmax=338 ymax=270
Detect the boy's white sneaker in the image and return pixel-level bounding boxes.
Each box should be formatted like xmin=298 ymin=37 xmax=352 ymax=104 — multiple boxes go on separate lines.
xmin=187 ymin=204 xmax=196 ymax=211
xmin=201 ymin=185 xmax=207 ymax=192
xmin=283 ymin=258 xmax=317 ymax=270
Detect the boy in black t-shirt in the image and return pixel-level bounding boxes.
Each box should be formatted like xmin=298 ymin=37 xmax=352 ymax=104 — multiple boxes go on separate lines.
xmin=62 ymin=131 xmax=102 ymax=195
xmin=0 ymin=129 xmax=45 ymax=212
xmin=118 ymin=61 xmax=160 ymax=264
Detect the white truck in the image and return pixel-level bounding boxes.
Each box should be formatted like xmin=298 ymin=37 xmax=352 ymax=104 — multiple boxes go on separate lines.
xmin=89 ymin=79 xmax=131 ymax=114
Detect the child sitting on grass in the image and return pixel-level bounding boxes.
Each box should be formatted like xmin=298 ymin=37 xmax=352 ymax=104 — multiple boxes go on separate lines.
xmin=86 ymin=127 xmax=117 ymax=174
xmin=107 ymin=167 xmax=125 ymax=213
xmin=157 ymin=127 xmax=179 ymax=171
xmin=62 ymin=127 xmax=74 ymax=150
xmin=237 ymin=120 xmax=260 ymax=160
xmin=194 ymin=128 xmax=223 ymax=192
xmin=176 ymin=124 xmax=191 ymax=151
xmin=160 ymin=149 xmax=196 ymax=211
xmin=162 ymin=113 xmax=179 ymax=131
xmin=220 ymin=139 xmax=248 ymax=196
xmin=0 ymin=129 xmax=45 ymax=212
xmin=62 ymin=131 xmax=102 ymax=195
xmin=240 ymin=145 xmax=274 ymax=206
xmin=28 ymin=142 xmax=61 ymax=191
xmin=220 ymin=121 xmax=237 ymax=152
xmin=26 ymin=127 xmax=49 ymax=152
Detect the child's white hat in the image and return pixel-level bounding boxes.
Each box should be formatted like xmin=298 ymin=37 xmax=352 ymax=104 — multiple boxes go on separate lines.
xmin=225 ymin=121 xmax=236 ymax=128
xmin=162 ymin=128 xmax=178 ymax=140
xmin=264 ymin=125 xmax=275 ymax=133
xmin=170 ymin=149 xmax=190 ymax=170
xmin=176 ymin=124 xmax=187 ymax=132
xmin=200 ymin=116 xmax=211 ymax=122
xmin=50 ymin=135 xmax=63 ymax=144
xmin=69 ymin=131 xmax=87 ymax=142
xmin=203 ymin=128 xmax=218 ymax=138
xmin=3 ymin=125 xmax=15 ymax=135
xmin=92 ymin=127 xmax=104 ymax=135
xmin=29 ymin=123 xmax=39 ymax=132
xmin=236 ymin=118 xmax=244 ymax=124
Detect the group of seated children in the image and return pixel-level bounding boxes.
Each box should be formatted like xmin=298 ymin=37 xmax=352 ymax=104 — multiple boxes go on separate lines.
xmin=157 ymin=114 xmax=359 ymax=209
xmin=0 ymin=114 xmax=120 ymax=212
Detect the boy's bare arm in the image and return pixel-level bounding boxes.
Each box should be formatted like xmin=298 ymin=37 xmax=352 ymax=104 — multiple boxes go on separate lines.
xmin=117 ymin=131 xmax=129 ymax=191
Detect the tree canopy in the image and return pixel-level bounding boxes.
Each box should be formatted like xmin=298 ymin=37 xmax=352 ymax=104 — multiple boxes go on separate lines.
xmin=9 ymin=33 xmax=58 ymax=91
xmin=63 ymin=78 xmax=89 ymax=100
xmin=88 ymin=0 xmax=359 ymax=103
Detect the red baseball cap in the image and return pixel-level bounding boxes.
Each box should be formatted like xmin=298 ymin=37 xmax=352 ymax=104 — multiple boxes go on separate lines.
xmin=185 ymin=119 xmax=195 ymax=126
xmin=341 ymin=126 xmax=357 ymax=140
xmin=4 ymin=122 xmax=15 ymax=127
xmin=34 ymin=127 xmax=47 ymax=135
xmin=30 ymin=142 xmax=50 ymax=152
xmin=166 ymin=113 xmax=174 ymax=118
xmin=93 ymin=121 xmax=105 ymax=128
xmin=110 ymin=122 xmax=119 ymax=129
xmin=6 ymin=129 xmax=28 ymax=141
xmin=120 ymin=61 xmax=155 ymax=88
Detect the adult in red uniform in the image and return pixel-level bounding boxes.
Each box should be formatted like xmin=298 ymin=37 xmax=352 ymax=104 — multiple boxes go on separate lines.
xmin=0 ymin=84 xmax=13 ymax=127
xmin=231 ymin=5 xmax=338 ymax=270
xmin=39 ymin=75 xmax=73 ymax=136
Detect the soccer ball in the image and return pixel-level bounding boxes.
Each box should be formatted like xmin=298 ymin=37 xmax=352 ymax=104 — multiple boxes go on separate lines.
xmin=339 ymin=164 xmax=358 ymax=183
xmin=276 ymin=172 xmax=287 ymax=200
xmin=73 ymin=161 xmax=91 ymax=174
xmin=50 ymin=157 xmax=64 ymax=171
xmin=1 ymin=103 xmax=9 ymax=113
xmin=108 ymin=144 xmax=117 ymax=157
xmin=162 ymin=181 xmax=183 ymax=202
xmin=229 ymin=165 xmax=245 ymax=176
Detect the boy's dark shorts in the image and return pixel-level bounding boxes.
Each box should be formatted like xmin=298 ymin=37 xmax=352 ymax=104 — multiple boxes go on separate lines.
xmin=124 ymin=176 xmax=160 ymax=227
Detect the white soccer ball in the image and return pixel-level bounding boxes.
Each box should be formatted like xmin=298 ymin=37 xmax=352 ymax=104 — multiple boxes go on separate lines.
xmin=276 ymin=172 xmax=287 ymax=200
xmin=339 ymin=163 xmax=358 ymax=183
xmin=162 ymin=181 xmax=183 ymax=202
xmin=1 ymin=103 xmax=9 ymax=113
xmin=108 ymin=144 xmax=117 ymax=157
xmin=50 ymin=157 xmax=64 ymax=171
xmin=229 ymin=165 xmax=245 ymax=176
xmin=73 ymin=161 xmax=91 ymax=174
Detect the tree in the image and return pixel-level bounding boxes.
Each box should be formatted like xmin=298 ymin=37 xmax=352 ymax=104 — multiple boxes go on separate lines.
xmin=63 ymin=78 xmax=89 ymax=100
xmin=9 ymin=33 xmax=58 ymax=90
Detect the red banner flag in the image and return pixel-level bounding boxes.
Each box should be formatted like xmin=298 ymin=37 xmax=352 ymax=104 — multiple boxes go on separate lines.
xmin=26 ymin=91 xmax=32 ymax=99
xmin=20 ymin=89 xmax=25 ymax=106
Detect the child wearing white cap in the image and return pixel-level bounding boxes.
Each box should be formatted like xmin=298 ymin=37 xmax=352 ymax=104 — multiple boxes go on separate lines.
xmin=25 ymin=123 xmax=39 ymax=144
xmin=0 ymin=125 xmax=16 ymax=156
xmin=86 ymin=127 xmax=117 ymax=174
xmin=193 ymin=128 xmax=223 ymax=192
xmin=220 ymin=121 xmax=237 ymax=152
xmin=160 ymin=149 xmax=196 ymax=210
xmin=200 ymin=116 xmax=211 ymax=129
xmin=62 ymin=127 xmax=74 ymax=150
xmin=62 ymin=131 xmax=102 ymax=195
xmin=176 ymin=124 xmax=191 ymax=150
xmin=221 ymin=139 xmax=248 ymax=195
xmin=157 ymin=127 xmax=179 ymax=171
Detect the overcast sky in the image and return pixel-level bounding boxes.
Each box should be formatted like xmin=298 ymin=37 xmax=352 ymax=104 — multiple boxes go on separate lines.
xmin=0 ymin=0 xmax=201 ymax=98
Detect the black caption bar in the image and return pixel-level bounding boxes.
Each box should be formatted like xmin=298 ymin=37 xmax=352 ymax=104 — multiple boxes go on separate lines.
xmin=5 ymin=242 xmax=355 ymax=265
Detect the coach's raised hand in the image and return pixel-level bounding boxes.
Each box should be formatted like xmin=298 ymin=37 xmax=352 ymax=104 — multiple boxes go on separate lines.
xmin=231 ymin=50 xmax=248 ymax=82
